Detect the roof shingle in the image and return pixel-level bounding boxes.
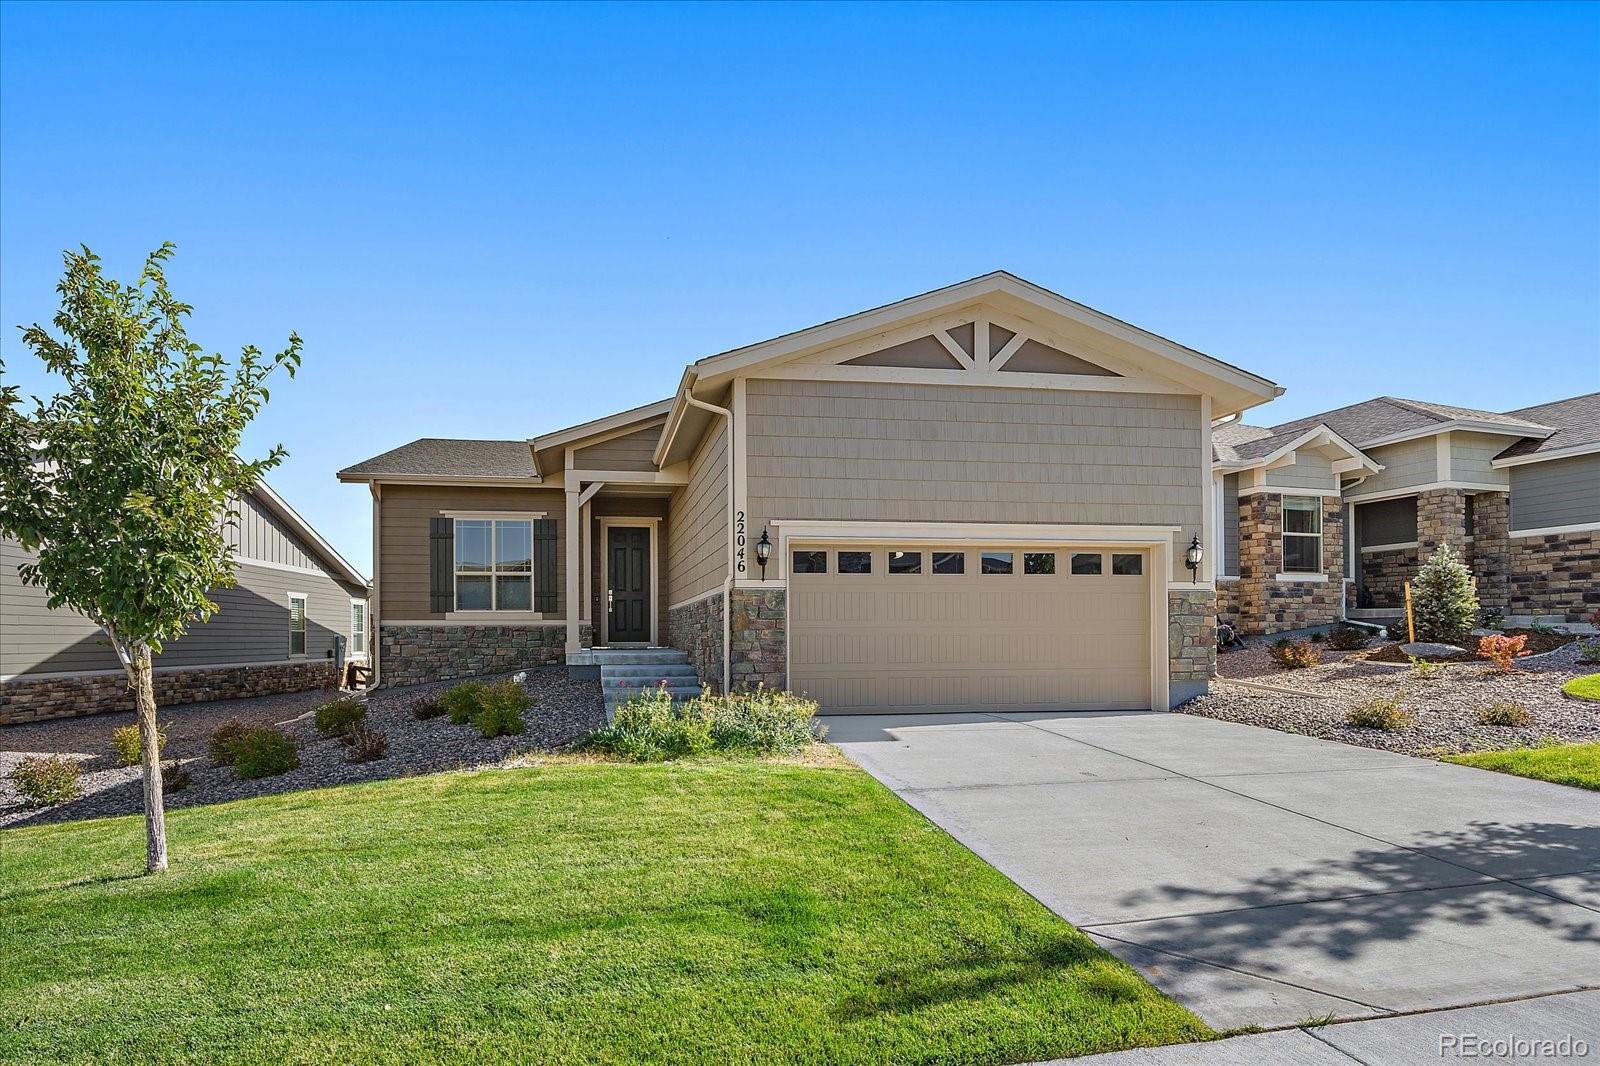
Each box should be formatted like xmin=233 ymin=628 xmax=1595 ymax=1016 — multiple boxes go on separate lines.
xmin=339 ymin=439 xmax=537 ymax=480
xmin=1495 ymin=392 xmax=1600 ymax=460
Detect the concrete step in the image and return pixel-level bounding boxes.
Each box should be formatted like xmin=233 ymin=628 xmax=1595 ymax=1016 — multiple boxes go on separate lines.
xmin=604 ymin=683 xmax=705 ymax=704
xmin=583 ymin=650 xmax=691 ymax=666
xmin=599 ymin=664 xmax=701 ymax=681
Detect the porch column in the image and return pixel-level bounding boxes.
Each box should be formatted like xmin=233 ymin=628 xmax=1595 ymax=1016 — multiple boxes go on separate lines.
xmin=565 ymin=484 xmax=581 ymax=654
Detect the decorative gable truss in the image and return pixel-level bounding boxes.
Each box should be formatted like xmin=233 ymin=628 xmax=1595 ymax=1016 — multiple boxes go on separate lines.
xmin=755 ymin=307 xmax=1194 ymax=395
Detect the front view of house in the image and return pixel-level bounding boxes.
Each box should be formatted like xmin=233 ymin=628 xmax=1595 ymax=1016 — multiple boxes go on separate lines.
xmin=339 ymin=273 xmax=1597 ymax=714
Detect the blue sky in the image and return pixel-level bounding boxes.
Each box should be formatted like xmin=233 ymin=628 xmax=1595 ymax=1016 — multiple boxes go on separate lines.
xmin=3 ymin=1 xmax=1596 ymax=575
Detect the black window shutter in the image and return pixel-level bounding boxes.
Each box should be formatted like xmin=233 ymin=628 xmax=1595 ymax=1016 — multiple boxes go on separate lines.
xmin=534 ymin=518 xmax=558 ymax=612
xmin=429 ymin=517 xmax=454 ymax=613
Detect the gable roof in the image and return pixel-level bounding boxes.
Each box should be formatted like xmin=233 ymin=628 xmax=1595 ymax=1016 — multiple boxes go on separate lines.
xmin=1212 ymin=421 xmax=1379 ymax=473
xmin=1258 ymin=396 xmax=1552 ymax=450
xmin=251 ymin=481 xmax=369 ymax=588
xmin=1494 ymin=391 xmax=1600 ymax=463
xmin=337 ymin=439 xmax=537 ymax=482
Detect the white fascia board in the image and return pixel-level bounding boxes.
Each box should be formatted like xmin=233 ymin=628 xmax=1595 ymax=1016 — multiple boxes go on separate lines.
xmin=1490 ymin=441 xmax=1600 ymax=468
xmin=1358 ymin=419 xmax=1553 ymax=451
xmin=1215 ymin=424 xmax=1379 ymax=475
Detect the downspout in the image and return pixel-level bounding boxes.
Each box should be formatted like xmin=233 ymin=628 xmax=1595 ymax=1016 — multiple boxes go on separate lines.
xmin=685 ymin=391 xmax=735 ymax=695
xmin=369 ymin=482 xmax=382 ymax=688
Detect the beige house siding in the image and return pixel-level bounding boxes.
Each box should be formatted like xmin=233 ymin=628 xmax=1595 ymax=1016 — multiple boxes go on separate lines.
xmin=744 ymin=379 xmax=1204 ymax=581
xmin=378 ymin=484 xmax=567 ymax=620
xmin=1263 ymin=451 xmax=1338 ymax=492
xmin=1449 ymin=432 xmax=1513 ymax=488
xmin=572 ymin=423 xmax=665 ymax=472
xmin=666 ymin=419 xmax=729 ymax=604
xmin=1358 ymin=437 xmax=1438 ymax=497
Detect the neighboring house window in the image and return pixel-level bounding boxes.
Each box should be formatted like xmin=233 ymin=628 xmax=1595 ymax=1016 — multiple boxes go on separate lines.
xmin=350 ymin=601 xmax=366 ymax=655
xmin=289 ymin=594 xmax=307 ymax=656
xmin=455 ymin=518 xmax=533 ymax=610
xmin=1282 ymin=496 xmax=1322 ymax=573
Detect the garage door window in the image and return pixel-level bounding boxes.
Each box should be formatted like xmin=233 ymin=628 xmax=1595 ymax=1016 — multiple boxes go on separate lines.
xmin=1112 ymin=553 xmax=1143 ymax=576
xmin=1071 ymin=552 xmax=1102 ymax=575
xmin=792 ymin=550 xmax=827 ymax=574
xmin=933 ymin=551 xmax=964 ymax=575
xmin=838 ymin=550 xmax=872 ymax=574
xmin=888 ymin=550 xmax=922 ymax=575
xmin=981 ymin=551 xmax=1013 ymax=574
xmin=1024 ymin=552 xmax=1056 ymax=575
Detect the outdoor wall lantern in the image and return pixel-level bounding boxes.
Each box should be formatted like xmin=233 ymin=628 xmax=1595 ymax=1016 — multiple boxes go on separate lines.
xmin=1185 ymin=536 xmax=1204 ymax=582
xmin=755 ymin=529 xmax=772 ymax=580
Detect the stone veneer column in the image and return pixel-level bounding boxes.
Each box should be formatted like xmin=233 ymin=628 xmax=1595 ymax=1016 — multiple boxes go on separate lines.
xmin=1167 ymin=589 xmax=1216 ymax=705
xmin=728 ymin=587 xmax=787 ymax=691
xmin=666 ymin=591 xmax=726 ymax=694
xmin=1233 ymin=493 xmax=1272 ymax=636
xmin=1231 ymin=492 xmax=1345 ymax=636
xmin=1471 ymin=491 xmax=1510 ymax=614
xmin=1417 ymin=488 xmax=1468 ymax=554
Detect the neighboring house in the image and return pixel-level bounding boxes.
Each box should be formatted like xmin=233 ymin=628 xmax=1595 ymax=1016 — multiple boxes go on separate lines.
xmin=1214 ymin=392 xmax=1599 ymax=634
xmin=1 ymin=482 xmax=369 ymax=725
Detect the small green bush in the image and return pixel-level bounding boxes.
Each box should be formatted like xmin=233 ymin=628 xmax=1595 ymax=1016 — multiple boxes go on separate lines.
xmin=314 ymin=698 xmax=366 ymax=738
xmin=708 ymin=686 xmax=822 ymax=755
xmin=411 ymin=696 xmax=447 ymax=720
xmin=473 ymin=681 xmax=530 ymax=738
xmin=1409 ymin=655 xmax=1444 ymax=679
xmin=583 ymin=684 xmax=821 ymax=762
xmin=111 ymin=722 xmax=167 ymax=767
xmin=440 ymin=681 xmax=491 ymax=725
xmin=162 ymin=760 xmax=191 ymax=793
xmin=1347 ymin=697 xmax=1414 ymax=731
xmin=345 ymin=727 xmax=388 ymax=763
xmin=1269 ymin=638 xmax=1321 ymax=669
xmin=9 ymin=755 xmax=83 ymax=807
xmin=1476 ymin=702 xmax=1531 ymax=727
xmin=1308 ymin=630 xmax=1326 ymax=643
xmin=1326 ymin=625 xmax=1370 ymax=651
xmin=1578 ymin=640 xmax=1600 ymax=665
xmin=208 ymin=719 xmax=254 ymax=766
xmin=1410 ymin=544 xmax=1478 ymax=644
xmin=232 ymin=728 xmax=299 ymax=779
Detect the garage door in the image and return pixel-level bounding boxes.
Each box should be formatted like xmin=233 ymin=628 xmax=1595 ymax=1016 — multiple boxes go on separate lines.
xmin=789 ymin=544 xmax=1152 ymax=714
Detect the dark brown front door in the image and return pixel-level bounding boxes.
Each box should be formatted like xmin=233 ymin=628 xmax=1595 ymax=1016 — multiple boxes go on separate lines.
xmin=607 ymin=526 xmax=651 ymax=643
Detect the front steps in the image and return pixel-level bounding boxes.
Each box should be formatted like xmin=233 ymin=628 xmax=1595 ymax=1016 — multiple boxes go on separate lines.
xmin=568 ymin=648 xmax=705 ymax=716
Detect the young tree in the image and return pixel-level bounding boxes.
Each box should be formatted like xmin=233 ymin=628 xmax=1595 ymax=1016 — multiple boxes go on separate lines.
xmin=0 ymin=245 xmax=300 ymax=872
xmin=1410 ymin=543 xmax=1478 ymax=645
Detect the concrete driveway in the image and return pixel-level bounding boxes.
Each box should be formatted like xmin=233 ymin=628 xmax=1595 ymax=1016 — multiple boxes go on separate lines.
xmin=824 ymin=710 xmax=1600 ymax=1031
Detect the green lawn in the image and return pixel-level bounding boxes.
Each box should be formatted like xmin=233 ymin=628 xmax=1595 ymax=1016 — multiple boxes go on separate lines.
xmin=1446 ymin=742 xmax=1600 ymax=791
xmin=0 ymin=758 xmax=1209 ymax=1065
xmin=1563 ymin=673 xmax=1600 ymax=701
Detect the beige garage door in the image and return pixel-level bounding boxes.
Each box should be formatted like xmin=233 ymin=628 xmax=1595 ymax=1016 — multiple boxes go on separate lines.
xmin=789 ymin=544 xmax=1152 ymax=714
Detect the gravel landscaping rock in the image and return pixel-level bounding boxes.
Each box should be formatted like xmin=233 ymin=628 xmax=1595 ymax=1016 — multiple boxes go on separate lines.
xmin=1 ymin=668 xmax=604 ymax=830
xmin=1187 ymin=639 xmax=1600 ymax=757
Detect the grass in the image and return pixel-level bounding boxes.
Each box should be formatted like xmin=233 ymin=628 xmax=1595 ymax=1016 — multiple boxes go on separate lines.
xmin=1562 ymin=673 xmax=1600 ymax=702
xmin=0 ymin=759 xmax=1209 ymax=1064
xmin=1445 ymin=743 xmax=1600 ymax=792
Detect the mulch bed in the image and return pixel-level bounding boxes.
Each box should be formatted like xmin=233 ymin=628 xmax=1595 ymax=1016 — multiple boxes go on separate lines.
xmin=1357 ymin=629 xmax=1578 ymax=665
xmin=1 ymin=667 xmax=605 ymax=830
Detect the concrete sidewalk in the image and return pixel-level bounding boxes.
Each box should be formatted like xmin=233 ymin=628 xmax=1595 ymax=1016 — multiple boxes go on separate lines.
xmin=824 ymin=710 xmax=1600 ymax=1031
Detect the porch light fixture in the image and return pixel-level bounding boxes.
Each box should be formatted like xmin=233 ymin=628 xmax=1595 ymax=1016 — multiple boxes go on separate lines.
xmin=755 ymin=529 xmax=772 ymax=580
xmin=1185 ymin=536 xmax=1204 ymax=582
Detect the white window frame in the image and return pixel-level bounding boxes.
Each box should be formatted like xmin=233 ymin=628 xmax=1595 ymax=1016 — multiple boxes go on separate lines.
xmin=288 ymin=593 xmax=308 ymax=657
xmin=350 ymin=599 xmax=367 ymax=655
xmin=1281 ymin=496 xmax=1323 ymax=575
xmin=454 ymin=517 xmax=536 ymax=613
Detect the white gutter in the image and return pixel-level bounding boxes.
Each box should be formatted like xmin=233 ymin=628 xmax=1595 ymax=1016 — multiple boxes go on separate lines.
xmin=684 ymin=392 xmax=735 ymax=695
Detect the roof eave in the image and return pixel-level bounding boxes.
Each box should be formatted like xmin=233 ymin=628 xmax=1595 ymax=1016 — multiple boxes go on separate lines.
xmin=1357 ymin=419 xmax=1556 ymax=450
xmin=251 ymin=480 xmax=369 ymax=588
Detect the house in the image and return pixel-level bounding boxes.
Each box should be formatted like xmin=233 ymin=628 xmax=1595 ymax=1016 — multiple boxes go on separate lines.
xmin=1215 ymin=391 xmax=1599 ymax=634
xmin=1 ymin=482 xmax=369 ymax=725
xmin=338 ymin=272 xmax=1596 ymax=715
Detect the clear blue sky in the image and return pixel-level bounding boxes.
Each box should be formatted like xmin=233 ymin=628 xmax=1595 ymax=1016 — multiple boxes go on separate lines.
xmin=3 ymin=2 xmax=1597 ymax=575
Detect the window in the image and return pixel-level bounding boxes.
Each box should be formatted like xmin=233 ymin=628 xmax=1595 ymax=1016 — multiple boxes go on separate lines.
xmin=888 ymin=550 xmax=922 ymax=575
xmin=1112 ymin=553 xmax=1143 ymax=576
xmin=288 ymin=595 xmax=307 ymax=656
xmin=792 ymin=550 xmax=827 ymax=574
xmin=456 ymin=518 xmax=533 ymax=610
xmin=981 ymin=551 xmax=1013 ymax=574
xmin=932 ymin=551 xmax=964 ymax=575
xmin=1070 ymin=552 xmax=1102 ymax=575
xmin=350 ymin=601 xmax=366 ymax=655
xmin=1282 ymin=496 xmax=1322 ymax=573
xmin=1024 ymin=552 xmax=1056 ymax=575
xmin=838 ymin=551 xmax=872 ymax=574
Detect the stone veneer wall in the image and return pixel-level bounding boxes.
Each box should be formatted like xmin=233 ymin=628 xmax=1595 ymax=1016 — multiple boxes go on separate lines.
xmin=1468 ymin=492 xmax=1510 ymax=614
xmin=1234 ymin=494 xmax=1345 ymax=635
xmin=1354 ymin=490 xmax=1512 ymax=615
xmin=667 ymin=591 xmax=725 ymax=694
xmin=1358 ymin=546 xmax=1419 ymax=609
xmin=1215 ymin=579 xmax=1242 ymax=628
xmin=1168 ymin=589 xmax=1216 ymax=706
xmin=377 ymin=623 xmax=591 ymax=687
xmin=0 ymin=659 xmax=339 ymax=726
xmin=1507 ymin=532 xmax=1599 ymax=623
xmin=729 ymin=587 xmax=786 ymax=692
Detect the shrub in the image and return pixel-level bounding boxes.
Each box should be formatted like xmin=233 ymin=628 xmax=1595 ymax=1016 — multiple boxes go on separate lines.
xmin=208 ymin=719 xmax=254 ymax=766
xmin=1476 ymin=702 xmax=1531 ymax=727
xmin=706 ymin=686 xmax=821 ymax=755
xmin=1308 ymin=630 xmax=1326 ymax=643
xmin=111 ymin=722 xmax=167 ymax=767
xmin=1410 ymin=544 xmax=1477 ymax=644
xmin=162 ymin=760 xmax=191 ymax=792
xmin=1478 ymin=607 xmax=1505 ymax=629
xmin=1327 ymin=625 xmax=1370 ymax=651
xmin=411 ymin=696 xmax=447 ymax=720
xmin=1409 ymin=655 xmax=1444 ymax=679
xmin=1346 ymin=697 xmax=1414 ymax=731
xmin=9 ymin=755 xmax=83 ymax=807
xmin=440 ymin=681 xmax=491 ymax=725
xmin=1527 ymin=617 xmax=1560 ymax=636
xmin=473 ymin=681 xmax=530 ymax=738
xmin=314 ymin=697 xmax=366 ymax=738
xmin=1476 ymin=633 xmax=1528 ymax=673
xmin=583 ymin=684 xmax=821 ymax=762
xmin=584 ymin=685 xmax=711 ymax=762
xmin=1269 ymin=638 xmax=1320 ymax=669
xmin=1579 ymin=639 xmax=1600 ymax=664
xmin=232 ymin=728 xmax=299 ymax=779
xmin=345 ymin=727 xmax=389 ymax=763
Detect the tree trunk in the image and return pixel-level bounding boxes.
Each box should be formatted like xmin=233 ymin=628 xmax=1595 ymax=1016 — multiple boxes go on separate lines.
xmin=126 ymin=642 xmax=168 ymax=873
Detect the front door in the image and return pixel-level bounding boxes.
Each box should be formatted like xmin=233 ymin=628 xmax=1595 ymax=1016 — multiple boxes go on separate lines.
xmin=607 ymin=526 xmax=651 ymax=643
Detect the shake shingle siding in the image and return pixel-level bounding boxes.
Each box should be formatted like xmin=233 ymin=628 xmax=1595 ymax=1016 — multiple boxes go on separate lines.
xmin=666 ymin=420 xmax=728 ymax=604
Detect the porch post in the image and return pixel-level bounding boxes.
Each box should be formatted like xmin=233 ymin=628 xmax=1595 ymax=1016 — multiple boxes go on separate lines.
xmin=565 ymin=483 xmax=581 ymax=654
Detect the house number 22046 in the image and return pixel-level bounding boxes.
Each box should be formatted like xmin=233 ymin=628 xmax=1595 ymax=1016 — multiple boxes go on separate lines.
xmin=735 ymin=510 xmax=747 ymax=574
